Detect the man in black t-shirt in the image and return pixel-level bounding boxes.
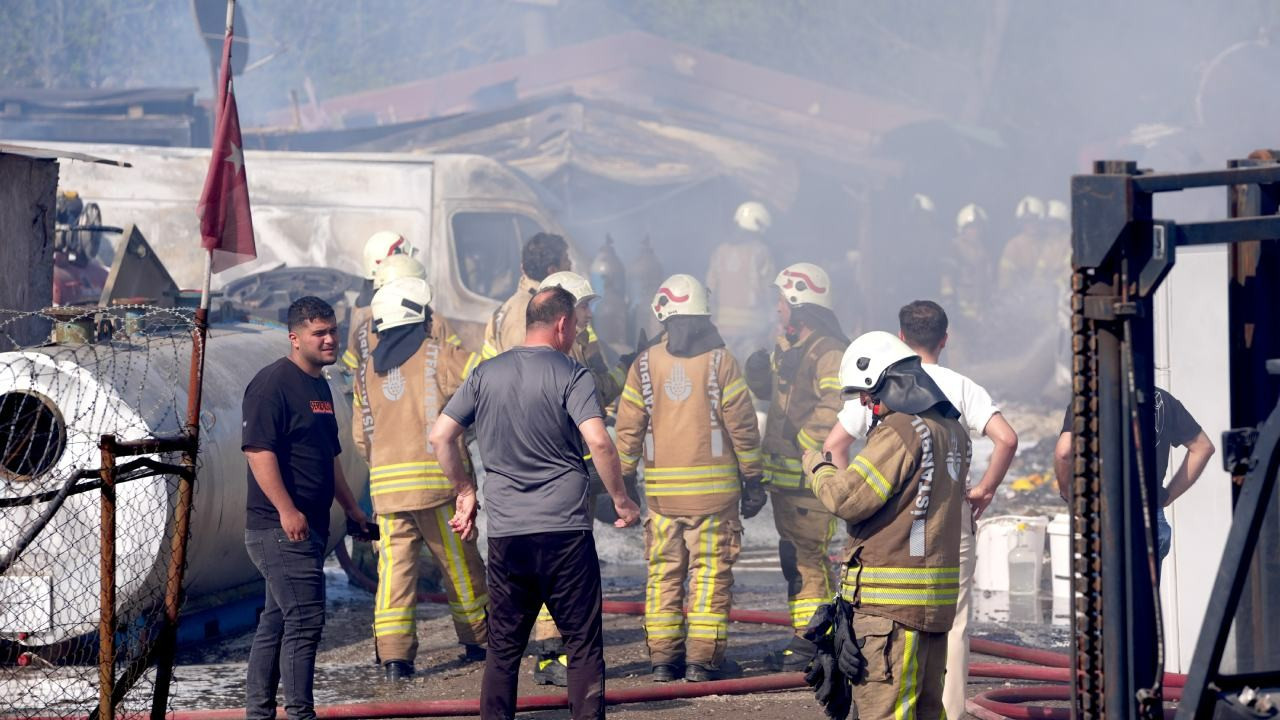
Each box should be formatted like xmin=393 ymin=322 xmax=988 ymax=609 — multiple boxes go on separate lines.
xmin=1054 ymin=386 xmax=1216 ymax=568
xmin=242 ymin=297 xmax=368 ymax=720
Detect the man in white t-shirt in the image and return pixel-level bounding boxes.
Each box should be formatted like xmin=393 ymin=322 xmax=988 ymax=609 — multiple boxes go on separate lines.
xmin=823 ymin=300 xmax=1018 ymax=720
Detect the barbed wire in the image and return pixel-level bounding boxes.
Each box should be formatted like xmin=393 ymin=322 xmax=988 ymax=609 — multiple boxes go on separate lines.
xmin=0 ymin=305 xmax=202 ymax=719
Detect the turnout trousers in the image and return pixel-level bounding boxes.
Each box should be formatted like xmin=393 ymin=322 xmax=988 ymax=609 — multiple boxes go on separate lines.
xmin=642 ymin=507 xmax=743 ymax=667
xmin=770 ymin=491 xmax=838 ymax=634
xmin=851 ymin=613 xmax=948 ymax=720
xmin=374 ymin=503 xmax=489 ymax=663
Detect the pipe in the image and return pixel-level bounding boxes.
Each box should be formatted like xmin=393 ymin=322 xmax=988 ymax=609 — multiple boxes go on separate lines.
xmin=968 ymin=663 xmax=1186 ymax=688
xmin=970 ymin=685 xmax=1184 ymax=720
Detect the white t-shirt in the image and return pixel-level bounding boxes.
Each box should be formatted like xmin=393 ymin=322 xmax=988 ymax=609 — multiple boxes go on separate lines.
xmin=836 ymin=362 xmax=999 ymax=441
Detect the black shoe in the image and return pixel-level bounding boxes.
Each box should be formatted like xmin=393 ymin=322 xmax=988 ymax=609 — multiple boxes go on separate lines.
xmin=685 ymin=658 xmax=742 ymax=682
xmin=652 ymin=663 xmax=684 ymax=683
xmin=764 ymin=636 xmax=818 ymax=672
xmin=462 ymin=644 xmax=487 ymax=663
xmin=532 ymin=653 xmax=569 ymax=687
xmin=384 ymin=660 xmax=414 ymax=682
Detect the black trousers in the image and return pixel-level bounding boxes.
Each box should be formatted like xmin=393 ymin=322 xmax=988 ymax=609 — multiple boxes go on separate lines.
xmin=481 ymin=530 xmax=605 ymax=720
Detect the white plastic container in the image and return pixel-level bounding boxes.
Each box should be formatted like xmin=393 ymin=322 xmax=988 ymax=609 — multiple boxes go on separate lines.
xmin=1047 ymin=513 xmax=1072 ymax=598
xmin=975 ymin=515 xmax=1049 ymax=592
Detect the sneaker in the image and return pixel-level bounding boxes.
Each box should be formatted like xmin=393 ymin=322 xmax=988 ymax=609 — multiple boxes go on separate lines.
xmin=764 ymin=636 xmax=817 ymax=672
xmin=462 ymin=644 xmax=487 ymax=664
xmin=685 ymin=658 xmax=742 ymax=682
xmin=384 ymin=660 xmax=414 ymax=682
xmin=651 ymin=663 xmax=684 ymax=683
xmin=533 ymin=653 xmax=569 ymax=687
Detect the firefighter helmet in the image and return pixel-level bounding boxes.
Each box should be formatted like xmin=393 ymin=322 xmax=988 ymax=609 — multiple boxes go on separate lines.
xmin=361 ymin=231 xmax=412 ymax=280
xmin=912 ymin=193 xmax=936 ymax=213
xmin=955 ymin=203 xmax=988 ymax=232
xmin=539 ymin=271 xmax=598 ymax=305
xmin=839 ymin=331 xmax=917 ymax=394
xmin=1047 ymin=199 xmax=1069 ymax=223
xmin=652 ymin=273 xmax=711 ymax=321
xmin=1015 ymin=195 xmax=1047 ymax=220
xmin=733 ymin=201 xmax=772 ymax=234
xmin=372 ymin=254 xmax=426 ymax=291
xmin=371 ymin=277 xmax=433 ymax=333
xmin=774 ymin=262 xmax=834 ymax=310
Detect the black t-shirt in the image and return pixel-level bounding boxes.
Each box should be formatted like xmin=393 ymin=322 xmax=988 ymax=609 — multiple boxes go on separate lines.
xmin=1061 ymin=386 xmax=1202 ymax=480
xmin=242 ymin=357 xmax=342 ymax=537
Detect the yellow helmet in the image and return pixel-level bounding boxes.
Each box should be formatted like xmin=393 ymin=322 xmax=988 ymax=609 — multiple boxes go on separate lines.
xmin=372 ymin=254 xmax=426 ymax=291
xmin=361 ymin=231 xmax=413 ymax=280
xmin=775 ymin=262 xmax=834 ymax=310
xmin=652 ymin=274 xmax=711 ymax=321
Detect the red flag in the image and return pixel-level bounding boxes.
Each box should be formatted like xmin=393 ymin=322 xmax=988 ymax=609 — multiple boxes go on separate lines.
xmin=197 ymin=25 xmax=255 ymax=273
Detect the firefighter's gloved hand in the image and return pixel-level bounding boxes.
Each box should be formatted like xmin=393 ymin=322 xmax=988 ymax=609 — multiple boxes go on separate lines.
xmin=745 ymin=349 xmax=773 ymax=399
xmin=740 ymin=474 xmax=768 ymax=519
xmin=832 ymin=597 xmax=867 ymax=683
xmin=809 ymin=650 xmax=852 ymax=719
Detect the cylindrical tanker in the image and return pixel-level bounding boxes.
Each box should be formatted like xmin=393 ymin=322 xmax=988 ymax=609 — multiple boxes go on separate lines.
xmin=0 ymin=321 xmax=363 ymax=648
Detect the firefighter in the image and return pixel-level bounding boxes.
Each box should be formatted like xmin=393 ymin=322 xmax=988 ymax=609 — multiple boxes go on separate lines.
xmin=342 ymin=231 xmax=414 ymax=372
xmin=744 ymin=262 xmax=849 ymax=671
xmin=997 ymin=195 xmax=1048 ymax=292
xmin=801 ymin=331 xmax=970 ymax=720
xmin=940 ymin=203 xmax=992 ymax=324
xmin=522 ymin=270 xmax=628 ymax=687
xmin=355 ymin=276 xmax=489 ymax=681
xmin=480 ymin=232 xmax=571 ymax=360
xmin=614 ymin=273 xmax=766 ymax=682
xmin=706 ymin=201 xmax=777 ymax=360
xmin=346 ymin=254 xmax=465 ymax=374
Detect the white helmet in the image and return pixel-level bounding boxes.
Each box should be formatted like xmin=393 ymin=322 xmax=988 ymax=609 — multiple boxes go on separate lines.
xmin=652 ymin=273 xmax=711 ymax=321
xmin=955 ymin=203 xmax=988 ymax=232
xmin=539 ymin=271 xmax=598 ymax=305
xmin=774 ymin=262 xmax=834 ymax=310
xmin=1047 ymin=199 xmax=1069 ymax=223
xmin=371 ymin=277 xmax=433 ymax=333
xmin=912 ymin=193 xmax=936 ymax=213
xmin=1015 ymin=195 xmax=1047 ymax=221
xmin=838 ymin=331 xmax=917 ymax=394
xmin=372 ymin=254 xmax=426 ymax=291
xmin=733 ymin=201 xmax=772 ymax=234
xmin=361 ymin=231 xmax=412 ymax=280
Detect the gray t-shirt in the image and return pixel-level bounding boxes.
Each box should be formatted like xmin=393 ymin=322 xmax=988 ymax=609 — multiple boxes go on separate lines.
xmin=443 ymin=345 xmax=602 ymax=537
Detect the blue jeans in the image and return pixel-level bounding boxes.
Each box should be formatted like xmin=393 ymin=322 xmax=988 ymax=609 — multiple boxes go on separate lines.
xmin=244 ymin=527 xmax=327 ymax=720
xmin=1157 ymin=508 xmax=1172 ymax=562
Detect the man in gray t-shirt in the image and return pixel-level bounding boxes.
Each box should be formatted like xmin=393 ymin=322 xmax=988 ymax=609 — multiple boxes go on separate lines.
xmin=442 ymin=343 xmax=600 ymax=537
xmin=430 ymin=286 xmax=639 ymax=720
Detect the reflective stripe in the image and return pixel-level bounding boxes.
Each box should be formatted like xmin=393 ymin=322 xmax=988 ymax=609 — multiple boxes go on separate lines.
xmin=859 ymin=566 xmax=961 ymax=586
xmin=646 ymin=515 xmax=674 ymax=616
xmin=895 ymin=628 xmax=921 ymax=720
xmin=621 ymin=385 xmax=645 ymax=409
xmin=377 ymin=514 xmax=395 ymax=611
xmin=374 ymin=621 xmax=415 ymax=637
xmin=764 ymin=455 xmax=805 ymax=488
xmin=818 ymin=377 xmax=842 ymax=392
xmin=645 ymin=479 xmax=739 ymax=496
xmin=788 ymin=598 xmax=827 ymax=629
xmin=445 ymin=333 xmax=462 ymax=347
xmin=342 ymin=349 xmax=359 ymax=370
xmin=433 ymin=505 xmax=480 ymax=616
xmin=846 ymin=584 xmax=960 ymax=606
xmin=737 ymin=447 xmax=762 ymax=464
xmin=619 ymin=450 xmax=640 ymax=465
xmin=370 ymin=477 xmax=453 ymax=495
xmin=536 ymin=606 xmax=554 ymax=623
xmin=849 ymin=455 xmax=892 ymax=501
xmin=644 ymin=465 xmax=739 ymax=480
xmin=687 ymin=625 xmax=727 ymax=640
xmin=481 ymin=342 xmax=499 ymax=360
xmin=797 ymin=428 xmax=822 ymax=452
xmin=694 ymin=516 xmax=719 ymax=613
xmin=371 ymin=460 xmax=443 ymax=476
xmin=722 ymin=377 xmax=749 ymax=404
xmin=461 ymin=352 xmax=481 ymax=380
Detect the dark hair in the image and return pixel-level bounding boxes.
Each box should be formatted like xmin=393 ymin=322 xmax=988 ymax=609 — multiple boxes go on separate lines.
xmin=522 ymin=232 xmax=569 ymax=281
xmin=898 ymin=300 xmax=948 ymax=351
xmin=526 ymin=286 xmax=575 ymax=329
xmin=287 ymin=296 xmax=336 ymax=331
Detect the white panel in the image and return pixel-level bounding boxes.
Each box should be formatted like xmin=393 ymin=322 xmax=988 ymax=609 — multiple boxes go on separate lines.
xmin=0 ymin=576 xmax=53 ymax=634
xmin=1153 ymin=245 xmax=1233 ymax=673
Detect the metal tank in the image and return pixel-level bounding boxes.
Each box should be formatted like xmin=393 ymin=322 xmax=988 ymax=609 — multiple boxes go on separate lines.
xmin=0 ymin=322 xmax=361 ymax=648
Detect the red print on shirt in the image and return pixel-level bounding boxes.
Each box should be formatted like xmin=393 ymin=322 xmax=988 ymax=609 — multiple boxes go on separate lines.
xmin=310 ymin=400 xmax=334 ymax=414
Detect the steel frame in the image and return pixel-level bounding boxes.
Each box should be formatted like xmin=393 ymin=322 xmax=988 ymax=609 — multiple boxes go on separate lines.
xmin=1069 ymin=153 xmax=1280 ymax=720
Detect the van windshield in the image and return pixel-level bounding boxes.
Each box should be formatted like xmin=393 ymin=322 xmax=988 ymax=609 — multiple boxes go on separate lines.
xmin=452 ymin=211 xmax=545 ymax=300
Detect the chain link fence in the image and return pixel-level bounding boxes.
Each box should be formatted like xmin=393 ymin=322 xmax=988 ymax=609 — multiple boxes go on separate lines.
xmin=0 ymin=305 xmax=202 ymax=720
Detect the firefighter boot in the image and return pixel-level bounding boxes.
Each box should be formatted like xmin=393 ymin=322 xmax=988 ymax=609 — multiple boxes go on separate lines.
xmin=532 ymin=639 xmax=569 ymax=687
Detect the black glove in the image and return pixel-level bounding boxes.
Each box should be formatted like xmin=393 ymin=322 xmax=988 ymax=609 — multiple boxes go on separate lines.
xmin=831 ymin=596 xmax=867 ymax=683
xmin=801 ymin=601 xmax=852 ymax=720
xmin=744 ymin=349 xmax=773 ymax=400
xmin=740 ymin=475 xmax=768 ymax=519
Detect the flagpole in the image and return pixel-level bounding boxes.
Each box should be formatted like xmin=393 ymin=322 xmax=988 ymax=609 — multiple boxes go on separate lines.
xmin=200 ymin=0 xmax=235 ymax=313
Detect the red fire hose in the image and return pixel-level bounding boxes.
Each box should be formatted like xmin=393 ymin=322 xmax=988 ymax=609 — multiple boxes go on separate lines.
xmin=137 ymin=546 xmax=1183 ymax=720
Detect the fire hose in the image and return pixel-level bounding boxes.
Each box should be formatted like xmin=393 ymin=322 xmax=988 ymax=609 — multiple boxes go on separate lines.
xmin=138 ymin=546 xmax=1188 ymax=720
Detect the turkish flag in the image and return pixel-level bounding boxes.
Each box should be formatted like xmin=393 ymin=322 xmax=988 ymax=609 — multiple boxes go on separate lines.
xmin=197 ymin=26 xmax=255 ymax=273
